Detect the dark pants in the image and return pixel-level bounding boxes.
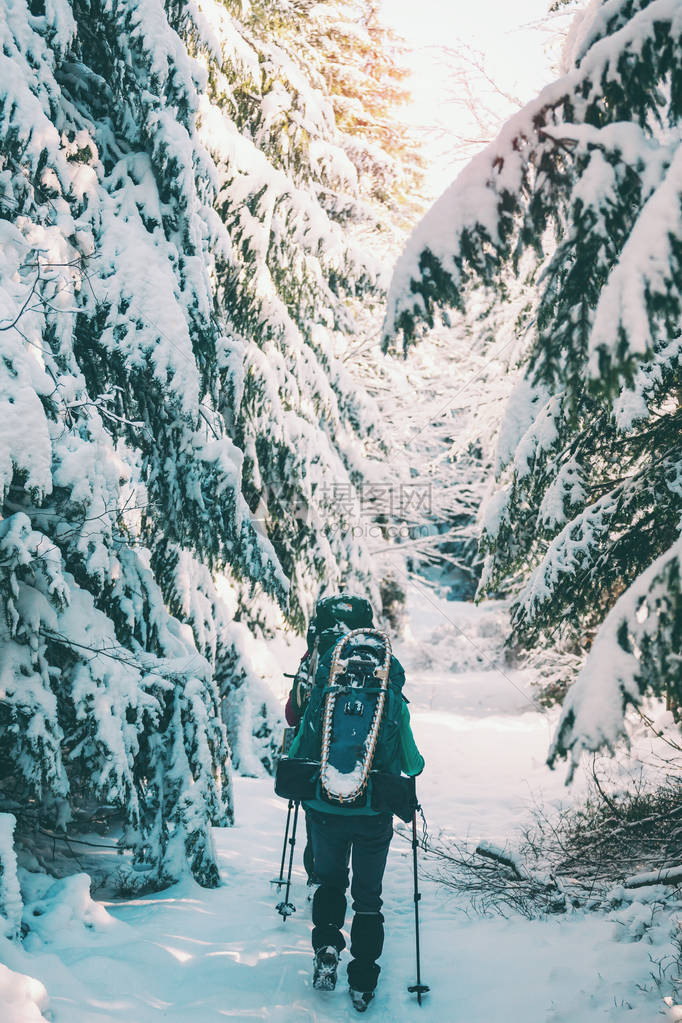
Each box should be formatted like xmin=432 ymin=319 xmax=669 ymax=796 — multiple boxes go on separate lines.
xmin=308 ymin=809 xmax=393 ymax=993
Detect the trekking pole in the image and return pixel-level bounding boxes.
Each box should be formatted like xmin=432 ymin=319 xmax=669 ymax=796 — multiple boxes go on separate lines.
xmin=271 ymin=799 xmax=294 ymax=889
xmin=407 ymin=805 xmax=430 ymax=1005
xmin=276 ymin=799 xmax=300 ymax=920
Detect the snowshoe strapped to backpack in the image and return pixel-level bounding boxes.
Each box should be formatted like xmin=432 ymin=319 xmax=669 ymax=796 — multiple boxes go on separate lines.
xmin=318 ymin=629 xmax=392 ymax=806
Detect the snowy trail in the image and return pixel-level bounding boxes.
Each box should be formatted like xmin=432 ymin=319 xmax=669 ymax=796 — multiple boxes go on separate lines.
xmin=2 ymin=595 xmax=668 ymax=1022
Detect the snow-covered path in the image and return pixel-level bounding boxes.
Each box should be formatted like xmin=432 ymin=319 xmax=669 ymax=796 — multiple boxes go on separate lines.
xmin=2 ymin=595 xmax=670 ymax=1022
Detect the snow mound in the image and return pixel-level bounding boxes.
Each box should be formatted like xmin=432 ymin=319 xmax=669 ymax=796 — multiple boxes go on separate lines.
xmin=0 ymin=962 xmax=49 ymax=1023
xmin=21 ymin=872 xmax=115 ymax=952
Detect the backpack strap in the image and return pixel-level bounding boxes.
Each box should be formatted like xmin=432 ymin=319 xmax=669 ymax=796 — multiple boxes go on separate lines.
xmin=292 ymin=638 xmax=321 ymax=717
xmin=309 ymin=636 xmax=320 ymax=683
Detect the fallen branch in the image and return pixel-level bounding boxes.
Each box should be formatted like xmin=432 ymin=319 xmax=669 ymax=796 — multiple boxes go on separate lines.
xmin=475 ymin=841 xmax=559 ymax=891
xmin=624 ymin=865 xmax=682 ymax=889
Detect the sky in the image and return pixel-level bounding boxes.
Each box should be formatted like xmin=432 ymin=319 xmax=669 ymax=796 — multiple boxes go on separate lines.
xmin=380 ymin=0 xmax=579 ymax=197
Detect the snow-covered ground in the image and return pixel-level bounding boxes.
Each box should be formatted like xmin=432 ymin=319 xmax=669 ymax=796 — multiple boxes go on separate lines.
xmin=1 ymin=590 xmax=676 ymax=1021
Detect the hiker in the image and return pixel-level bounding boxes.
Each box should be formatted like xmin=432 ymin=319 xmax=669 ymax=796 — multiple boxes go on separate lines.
xmin=285 ymin=596 xmax=373 ymax=886
xmin=286 ymin=594 xmax=424 ymax=1013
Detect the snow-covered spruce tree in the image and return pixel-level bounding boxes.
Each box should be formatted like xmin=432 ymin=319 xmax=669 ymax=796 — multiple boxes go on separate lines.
xmin=186 ymin=0 xmax=426 ymax=630
xmin=383 ymin=0 xmax=682 ymax=770
xmin=0 ymin=0 xmax=296 ymax=898
xmin=209 ymin=0 xmax=427 ymax=629
xmin=306 ymin=1 xmax=424 ymax=227
xmin=0 ymin=0 xmax=419 ymax=912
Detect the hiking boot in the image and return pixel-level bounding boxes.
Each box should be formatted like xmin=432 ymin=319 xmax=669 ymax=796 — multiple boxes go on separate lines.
xmin=349 ymin=988 xmax=374 ymax=1012
xmin=312 ymin=946 xmax=339 ymax=991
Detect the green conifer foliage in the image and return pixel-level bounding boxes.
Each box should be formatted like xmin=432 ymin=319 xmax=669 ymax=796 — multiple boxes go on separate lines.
xmin=383 ymin=0 xmax=682 ymax=770
xmin=0 ymin=0 xmax=421 ymax=914
xmin=307 ymin=1 xmax=424 ymax=221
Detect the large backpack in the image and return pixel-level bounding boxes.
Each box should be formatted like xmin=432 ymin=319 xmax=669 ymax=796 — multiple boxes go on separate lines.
xmin=295 ymin=628 xmax=404 ymax=807
xmin=294 ymin=594 xmax=375 ymax=720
